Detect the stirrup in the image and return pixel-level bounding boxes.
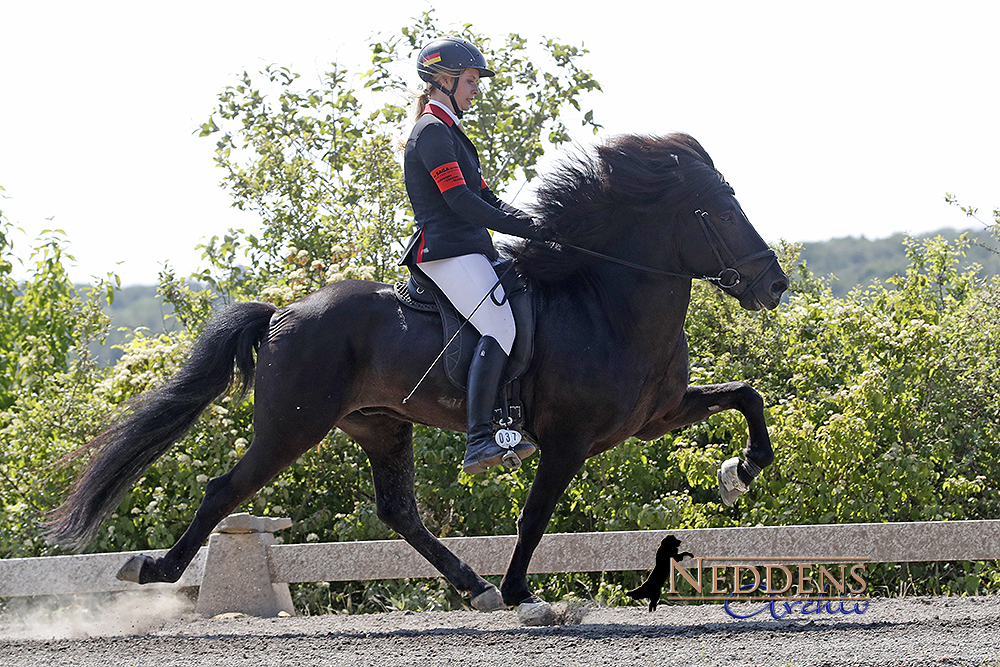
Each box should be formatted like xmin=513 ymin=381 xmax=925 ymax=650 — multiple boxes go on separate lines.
xmin=501 ymin=449 xmax=521 ymax=470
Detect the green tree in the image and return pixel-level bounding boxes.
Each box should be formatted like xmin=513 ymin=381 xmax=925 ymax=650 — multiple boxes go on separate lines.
xmin=0 ymin=207 xmax=118 ymax=557
xmin=171 ymin=10 xmax=601 ymax=325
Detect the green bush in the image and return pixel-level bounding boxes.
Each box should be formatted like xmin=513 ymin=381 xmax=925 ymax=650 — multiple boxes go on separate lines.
xmin=4 ymin=206 xmax=1000 ymax=610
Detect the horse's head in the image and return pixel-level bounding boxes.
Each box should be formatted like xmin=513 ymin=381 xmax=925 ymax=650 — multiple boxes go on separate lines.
xmin=595 ymin=133 xmax=787 ymax=311
xmin=678 ymin=184 xmax=788 ymax=311
xmin=513 ymin=133 xmax=788 ymax=311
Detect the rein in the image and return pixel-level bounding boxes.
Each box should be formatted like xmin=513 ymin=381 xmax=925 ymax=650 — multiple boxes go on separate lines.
xmin=552 ymin=209 xmax=777 ymax=295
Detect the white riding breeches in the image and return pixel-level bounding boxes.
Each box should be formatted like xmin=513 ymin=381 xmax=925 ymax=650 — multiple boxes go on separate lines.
xmin=418 ymin=253 xmax=516 ymax=355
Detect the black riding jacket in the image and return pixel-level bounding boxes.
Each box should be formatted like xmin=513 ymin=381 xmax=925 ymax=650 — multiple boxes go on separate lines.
xmin=401 ymin=103 xmax=538 ymax=266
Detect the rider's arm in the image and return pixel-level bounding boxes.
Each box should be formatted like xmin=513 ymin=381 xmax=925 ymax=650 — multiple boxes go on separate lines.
xmin=416 ymin=124 xmax=544 ymax=241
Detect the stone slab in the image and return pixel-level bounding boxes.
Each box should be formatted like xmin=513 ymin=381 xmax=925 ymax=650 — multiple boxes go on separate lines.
xmin=0 ymin=547 xmax=207 ymax=597
xmin=266 ymin=520 xmax=1000 ymax=583
xmin=195 ymin=532 xmax=294 ymax=618
xmin=214 ymin=512 xmax=293 ymax=535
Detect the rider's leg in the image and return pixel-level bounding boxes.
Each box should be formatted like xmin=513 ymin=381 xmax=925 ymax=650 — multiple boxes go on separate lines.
xmin=419 ymin=254 xmax=515 ymax=354
xmin=419 ymin=254 xmax=520 ymax=473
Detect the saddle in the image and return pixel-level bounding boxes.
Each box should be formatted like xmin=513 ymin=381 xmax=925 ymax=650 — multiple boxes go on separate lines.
xmin=394 ymin=260 xmax=538 ymax=439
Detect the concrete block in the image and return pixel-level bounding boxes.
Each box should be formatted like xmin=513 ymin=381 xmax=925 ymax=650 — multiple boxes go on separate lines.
xmin=215 ymin=512 xmax=293 ymax=535
xmin=194 ymin=516 xmax=294 ymax=618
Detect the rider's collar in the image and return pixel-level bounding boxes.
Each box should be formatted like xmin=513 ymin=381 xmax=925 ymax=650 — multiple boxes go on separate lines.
xmin=425 ymin=99 xmax=461 ymax=128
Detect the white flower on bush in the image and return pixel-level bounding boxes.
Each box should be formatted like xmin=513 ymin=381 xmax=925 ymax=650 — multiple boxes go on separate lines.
xmin=307 ymin=533 xmax=319 ymax=542
xmin=196 ymin=474 xmax=209 ymax=484
xmin=177 ymin=453 xmax=191 ymax=465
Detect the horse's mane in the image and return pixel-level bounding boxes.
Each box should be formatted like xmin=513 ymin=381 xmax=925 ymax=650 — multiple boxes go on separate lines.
xmin=505 ymin=133 xmax=730 ymax=283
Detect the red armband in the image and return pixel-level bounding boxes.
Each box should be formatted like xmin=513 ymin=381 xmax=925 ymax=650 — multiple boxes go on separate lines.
xmin=430 ymin=162 xmax=466 ymax=192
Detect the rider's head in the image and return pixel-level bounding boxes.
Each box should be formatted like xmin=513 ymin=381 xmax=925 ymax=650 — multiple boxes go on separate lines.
xmin=415 ymin=37 xmax=494 ymax=118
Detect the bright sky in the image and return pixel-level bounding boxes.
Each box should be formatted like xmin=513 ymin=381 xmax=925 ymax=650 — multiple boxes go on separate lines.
xmin=2 ymin=1 xmax=997 ymax=286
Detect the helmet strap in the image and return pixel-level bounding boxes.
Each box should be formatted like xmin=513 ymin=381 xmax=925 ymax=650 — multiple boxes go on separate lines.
xmin=430 ymin=76 xmax=464 ymax=119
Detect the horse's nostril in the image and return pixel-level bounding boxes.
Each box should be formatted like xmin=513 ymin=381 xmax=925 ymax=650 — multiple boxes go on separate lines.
xmin=772 ymin=279 xmax=788 ymax=297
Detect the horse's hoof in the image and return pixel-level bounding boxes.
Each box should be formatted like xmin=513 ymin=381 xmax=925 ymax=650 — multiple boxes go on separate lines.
xmin=471 ymin=585 xmax=504 ymax=611
xmin=116 ymin=554 xmax=152 ymax=583
xmin=718 ymin=456 xmax=750 ymax=506
xmin=516 ymin=595 xmax=554 ymax=626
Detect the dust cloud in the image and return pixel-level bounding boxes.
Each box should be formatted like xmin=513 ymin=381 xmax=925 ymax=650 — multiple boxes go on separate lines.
xmin=0 ymin=589 xmax=194 ymax=640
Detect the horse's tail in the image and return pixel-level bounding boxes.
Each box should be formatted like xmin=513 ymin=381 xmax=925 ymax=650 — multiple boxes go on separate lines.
xmin=45 ymin=301 xmax=277 ymax=551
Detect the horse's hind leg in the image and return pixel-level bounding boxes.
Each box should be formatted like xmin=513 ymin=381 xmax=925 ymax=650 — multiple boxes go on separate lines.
xmin=119 ymin=360 xmax=342 ymax=585
xmin=338 ymin=412 xmax=503 ymax=611
xmin=118 ymin=420 xmax=331 ymax=584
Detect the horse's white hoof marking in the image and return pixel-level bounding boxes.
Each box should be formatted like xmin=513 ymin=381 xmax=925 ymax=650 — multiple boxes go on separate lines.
xmin=718 ymin=456 xmax=750 ymax=506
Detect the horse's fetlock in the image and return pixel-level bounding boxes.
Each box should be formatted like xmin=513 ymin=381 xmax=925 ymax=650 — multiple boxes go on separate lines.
xmin=745 ymin=449 xmax=774 ymax=472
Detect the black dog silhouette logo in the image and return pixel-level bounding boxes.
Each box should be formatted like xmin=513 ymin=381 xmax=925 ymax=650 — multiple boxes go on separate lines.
xmin=626 ymin=535 xmax=693 ymax=611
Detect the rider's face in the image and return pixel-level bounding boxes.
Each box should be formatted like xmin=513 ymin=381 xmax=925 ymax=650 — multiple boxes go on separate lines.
xmin=450 ymin=69 xmax=480 ymax=112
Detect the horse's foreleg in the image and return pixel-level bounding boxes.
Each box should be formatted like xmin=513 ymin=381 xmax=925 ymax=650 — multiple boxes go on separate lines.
xmin=340 ymin=413 xmax=503 ymax=611
xmin=642 ymin=382 xmax=773 ymax=506
xmin=500 ymin=446 xmax=586 ymax=621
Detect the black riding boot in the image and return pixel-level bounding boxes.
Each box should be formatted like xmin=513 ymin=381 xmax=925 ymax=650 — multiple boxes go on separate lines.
xmin=463 ymin=336 xmax=509 ymax=474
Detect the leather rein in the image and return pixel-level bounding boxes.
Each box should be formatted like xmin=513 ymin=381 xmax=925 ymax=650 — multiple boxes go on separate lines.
xmin=551 ymin=209 xmax=778 ymax=299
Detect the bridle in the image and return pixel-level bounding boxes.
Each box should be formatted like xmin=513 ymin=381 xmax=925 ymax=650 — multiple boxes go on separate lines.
xmin=693 ymin=209 xmax=779 ymax=299
xmin=551 ymin=208 xmax=779 ymax=299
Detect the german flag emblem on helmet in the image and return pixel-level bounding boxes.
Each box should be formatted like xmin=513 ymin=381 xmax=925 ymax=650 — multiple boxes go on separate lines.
xmin=421 ymin=52 xmax=442 ymax=66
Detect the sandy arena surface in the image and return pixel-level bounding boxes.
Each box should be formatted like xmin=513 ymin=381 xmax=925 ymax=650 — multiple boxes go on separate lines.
xmin=2 ymin=595 xmax=998 ymax=666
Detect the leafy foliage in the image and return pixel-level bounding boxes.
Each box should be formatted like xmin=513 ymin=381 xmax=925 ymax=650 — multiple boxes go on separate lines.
xmin=0 ymin=211 xmax=115 ymax=557
xmin=2 ymin=14 xmax=1000 ymax=613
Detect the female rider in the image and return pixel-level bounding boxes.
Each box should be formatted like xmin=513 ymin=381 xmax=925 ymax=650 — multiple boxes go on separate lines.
xmin=400 ymin=37 xmax=540 ymax=474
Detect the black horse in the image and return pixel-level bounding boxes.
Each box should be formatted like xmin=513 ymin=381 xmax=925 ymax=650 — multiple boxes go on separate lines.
xmin=47 ymin=133 xmax=787 ymax=623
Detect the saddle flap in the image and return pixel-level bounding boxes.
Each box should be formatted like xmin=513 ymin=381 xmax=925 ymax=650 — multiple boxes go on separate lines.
xmin=394 ymin=261 xmax=536 ymax=391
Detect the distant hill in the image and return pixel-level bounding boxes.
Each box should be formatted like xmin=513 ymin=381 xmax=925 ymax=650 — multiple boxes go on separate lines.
xmin=89 ymin=284 xmax=182 ymax=366
xmin=799 ymin=226 xmax=1000 ymax=297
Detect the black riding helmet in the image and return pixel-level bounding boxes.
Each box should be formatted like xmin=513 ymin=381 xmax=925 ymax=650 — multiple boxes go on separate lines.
xmin=417 ymin=37 xmax=495 ymax=116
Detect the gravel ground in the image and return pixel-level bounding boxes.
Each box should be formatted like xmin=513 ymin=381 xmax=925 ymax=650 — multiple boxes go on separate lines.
xmin=2 ymin=596 xmax=999 ymax=666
